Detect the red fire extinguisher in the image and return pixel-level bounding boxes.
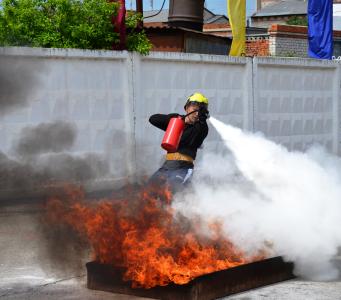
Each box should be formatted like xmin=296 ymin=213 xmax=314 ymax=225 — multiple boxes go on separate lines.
xmin=161 ymin=116 xmax=185 ymax=152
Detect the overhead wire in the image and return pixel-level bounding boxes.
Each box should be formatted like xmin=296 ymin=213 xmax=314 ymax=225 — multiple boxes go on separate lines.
xmin=144 ymin=0 xmax=167 ymax=19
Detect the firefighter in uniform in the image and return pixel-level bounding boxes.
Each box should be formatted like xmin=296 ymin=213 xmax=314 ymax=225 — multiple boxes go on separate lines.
xmin=149 ymin=92 xmax=209 ymax=191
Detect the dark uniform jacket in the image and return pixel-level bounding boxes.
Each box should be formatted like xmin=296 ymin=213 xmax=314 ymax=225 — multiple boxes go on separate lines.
xmin=149 ymin=113 xmax=208 ymax=163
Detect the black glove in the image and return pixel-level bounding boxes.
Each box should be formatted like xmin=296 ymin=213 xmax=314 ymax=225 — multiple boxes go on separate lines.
xmin=198 ymin=106 xmax=210 ymax=122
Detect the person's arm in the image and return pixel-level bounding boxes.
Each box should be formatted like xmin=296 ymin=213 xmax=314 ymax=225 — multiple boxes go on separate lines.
xmin=191 ymin=107 xmax=209 ymax=147
xmin=191 ymin=121 xmax=209 ymax=148
xmin=183 ymin=121 xmax=208 ymax=149
xmin=149 ymin=113 xmax=180 ymax=131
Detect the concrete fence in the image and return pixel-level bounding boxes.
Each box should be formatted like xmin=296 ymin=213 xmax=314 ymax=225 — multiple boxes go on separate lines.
xmin=0 ymin=47 xmax=340 ymax=192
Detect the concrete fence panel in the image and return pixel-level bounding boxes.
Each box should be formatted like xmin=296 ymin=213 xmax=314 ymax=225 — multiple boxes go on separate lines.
xmin=253 ymin=57 xmax=340 ymax=155
xmin=0 ymin=47 xmax=341 ymax=194
xmin=0 ymin=47 xmax=135 ymax=193
xmin=133 ymin=52 xmax=253 ymax=176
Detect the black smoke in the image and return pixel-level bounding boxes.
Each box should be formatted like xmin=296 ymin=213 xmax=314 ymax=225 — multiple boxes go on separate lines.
xmin=0 ymin=121 xmax=109 ymax=194
xmin=0 ymin=151 xmax=38 ymax=191
xmin=0 ymin=56 xmax=44 ymax=116
xmin=35 ymin=152 xmax=109 ymax=182
xmin=14 ymin=121 xmax=77 ymax=158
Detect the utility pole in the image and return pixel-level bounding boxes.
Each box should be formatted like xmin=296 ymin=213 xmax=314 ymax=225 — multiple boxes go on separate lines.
xmin=257 ymin=0 xmax=261 ymax=11
xmin=136 ymin=0 xmax=143 ymax=29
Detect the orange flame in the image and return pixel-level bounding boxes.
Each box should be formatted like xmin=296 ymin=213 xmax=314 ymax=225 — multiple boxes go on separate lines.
xmin=46 ymin=185 xmax=256 ymax=289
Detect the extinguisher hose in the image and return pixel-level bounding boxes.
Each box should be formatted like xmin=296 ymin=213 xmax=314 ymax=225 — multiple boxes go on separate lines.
xmin=181 ymin=109 xmax=199 ymax=120
xmin=182 ymin=108 xmax=210 ymax=120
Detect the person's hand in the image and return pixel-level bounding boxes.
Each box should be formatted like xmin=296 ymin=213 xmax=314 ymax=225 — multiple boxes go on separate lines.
xmin=198 ymin=106 xmax=210 ymax=122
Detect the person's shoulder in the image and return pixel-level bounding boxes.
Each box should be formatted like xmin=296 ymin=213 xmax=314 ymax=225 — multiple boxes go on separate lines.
xmin=168 ymin=113 xmax=181 ymax=118
xmin=150 ymin=113 xmax=179 ymax=118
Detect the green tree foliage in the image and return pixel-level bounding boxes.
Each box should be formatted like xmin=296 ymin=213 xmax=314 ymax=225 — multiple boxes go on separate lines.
xmin=286 ymin=16 xmax=308 ymax=26
xmin=0 ymin=0 xmax=152 ymax=54
xmin=126 ymin=12 xmax=152 ymax=55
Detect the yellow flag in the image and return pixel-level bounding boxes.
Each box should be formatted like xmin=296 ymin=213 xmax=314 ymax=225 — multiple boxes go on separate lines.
xmin=227 ymin=0 xmax=246 ymax=56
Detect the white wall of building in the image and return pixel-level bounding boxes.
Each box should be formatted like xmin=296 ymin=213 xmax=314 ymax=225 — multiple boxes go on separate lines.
xmin=334 ymin=4 xmax=341 ymax=30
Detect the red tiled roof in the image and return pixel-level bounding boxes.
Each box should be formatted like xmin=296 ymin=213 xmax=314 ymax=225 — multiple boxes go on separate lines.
xmin=143 ymin=22 xmax=170 ymax=29
xmin=143 ymin=22 xmax=231 ymax=40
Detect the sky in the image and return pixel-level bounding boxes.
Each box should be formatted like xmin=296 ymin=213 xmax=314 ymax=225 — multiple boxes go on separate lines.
xmin=128 ymin=0 xmax=257 ymax=17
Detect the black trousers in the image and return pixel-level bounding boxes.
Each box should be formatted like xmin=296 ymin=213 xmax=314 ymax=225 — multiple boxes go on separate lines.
xmin=149 ymin=160 xmax=194 ymax=193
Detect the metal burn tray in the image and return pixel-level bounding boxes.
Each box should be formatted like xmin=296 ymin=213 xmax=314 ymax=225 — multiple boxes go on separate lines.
xmin=86 ymin=256 xmax=295 ymax=300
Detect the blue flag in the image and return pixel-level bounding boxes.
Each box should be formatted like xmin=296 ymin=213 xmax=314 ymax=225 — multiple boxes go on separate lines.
xmin=308 ymin=0 xmax=333 ymax=59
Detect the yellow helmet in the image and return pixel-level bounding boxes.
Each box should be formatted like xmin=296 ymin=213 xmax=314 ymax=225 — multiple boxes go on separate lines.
xmin=185 ymin=92 xmax=209 ymax=108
